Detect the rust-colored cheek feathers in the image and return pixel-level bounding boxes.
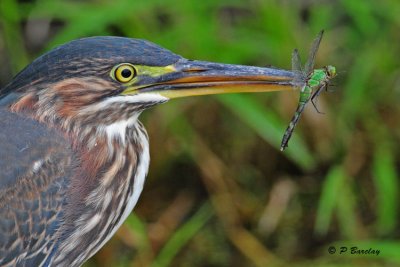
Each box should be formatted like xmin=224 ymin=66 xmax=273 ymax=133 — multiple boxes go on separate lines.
xmin=52 ymin=78 xmax=117 ymax=117
xmin=11 ymin=77 xmax=117 ymax=120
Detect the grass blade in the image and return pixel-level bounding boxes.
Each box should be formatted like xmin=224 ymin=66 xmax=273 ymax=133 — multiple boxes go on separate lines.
xmin=151 ymin=202 xmax=213 ymax=267
xmin=372 ymin=146 xmax=398 ymax=235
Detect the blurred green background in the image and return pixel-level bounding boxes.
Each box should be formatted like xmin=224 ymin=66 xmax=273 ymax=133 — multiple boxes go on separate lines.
xmin=1 ymin=0 xmax=400 ymax=266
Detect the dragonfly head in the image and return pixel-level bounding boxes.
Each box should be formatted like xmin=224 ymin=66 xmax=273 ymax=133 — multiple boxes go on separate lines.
xmin=325 ymin=65 xmax=337 ymax=79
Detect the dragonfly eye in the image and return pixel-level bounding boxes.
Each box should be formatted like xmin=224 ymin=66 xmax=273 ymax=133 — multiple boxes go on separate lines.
xmin=326 ymin=65 xmax=337 ymax=78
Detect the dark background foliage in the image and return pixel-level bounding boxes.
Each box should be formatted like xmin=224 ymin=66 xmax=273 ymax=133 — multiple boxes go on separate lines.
xmin=1 ymin=0 xmax=399 ymax=266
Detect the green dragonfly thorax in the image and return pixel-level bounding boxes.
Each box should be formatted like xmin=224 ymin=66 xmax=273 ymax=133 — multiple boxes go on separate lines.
xmin=307 ymin=65 xmax=337 ymax=89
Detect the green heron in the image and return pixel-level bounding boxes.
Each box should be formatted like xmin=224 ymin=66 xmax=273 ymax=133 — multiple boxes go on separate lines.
xmin=0 ymin=36 xmax=294 ymax=266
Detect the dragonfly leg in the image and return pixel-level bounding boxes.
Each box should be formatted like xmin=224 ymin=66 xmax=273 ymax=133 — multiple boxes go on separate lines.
xmin=326 ymin=83 xmax=336 ymax=93
xmin=311 ymin=85 xmax=326 ymax=114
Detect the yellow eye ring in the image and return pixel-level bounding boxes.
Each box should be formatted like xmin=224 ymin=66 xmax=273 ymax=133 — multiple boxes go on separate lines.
xmin=114 ymin=64 xmax=136 ymax=83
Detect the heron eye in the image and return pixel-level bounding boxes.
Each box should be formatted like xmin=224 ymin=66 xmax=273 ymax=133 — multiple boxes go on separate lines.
xmin=114 ymin=64 xmax=136 ymax=83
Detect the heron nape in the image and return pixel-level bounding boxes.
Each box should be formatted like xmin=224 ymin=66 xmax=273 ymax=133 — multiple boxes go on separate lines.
xmin=0 ymin=36 xmax=294 ymax=266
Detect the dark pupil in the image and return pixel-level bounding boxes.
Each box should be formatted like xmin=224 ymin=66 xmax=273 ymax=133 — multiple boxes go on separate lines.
xmin=121 ymin=68 xmax=132 ymax=78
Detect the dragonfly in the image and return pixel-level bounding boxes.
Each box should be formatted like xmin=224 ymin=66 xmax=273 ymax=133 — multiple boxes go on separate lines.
xmin=280 ymin=30 xmax=337 ymax=151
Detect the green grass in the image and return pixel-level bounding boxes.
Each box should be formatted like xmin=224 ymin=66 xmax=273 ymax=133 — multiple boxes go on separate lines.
xmin=1 ymin=0 xmax=400 ymax=266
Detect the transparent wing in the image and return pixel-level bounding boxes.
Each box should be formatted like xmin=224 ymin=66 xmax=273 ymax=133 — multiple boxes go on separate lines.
xmin=292 ymin=49 xmax=303 ymax=73
xmin=304 ymin=30 xmax=324 ymax=75
xmin=291 ymin=49 xmax=306 ymax=88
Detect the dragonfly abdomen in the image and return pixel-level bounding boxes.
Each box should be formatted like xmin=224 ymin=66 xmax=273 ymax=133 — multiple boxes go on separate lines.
xmin=280 ymin=101 xmax=307 ymax=151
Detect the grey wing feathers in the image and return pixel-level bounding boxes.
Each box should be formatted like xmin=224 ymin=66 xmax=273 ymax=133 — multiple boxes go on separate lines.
xmin=0 ymin=108 xmax=72 ymax=266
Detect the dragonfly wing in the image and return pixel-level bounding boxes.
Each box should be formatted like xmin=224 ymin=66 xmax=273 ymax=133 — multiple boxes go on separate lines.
xmin=291 ymin=49 xmax=306 ymax=87
xmin=304 ymin=30 xmax=324 ymax=75
xmin=292 ymin=49 xmax=303 ymax=72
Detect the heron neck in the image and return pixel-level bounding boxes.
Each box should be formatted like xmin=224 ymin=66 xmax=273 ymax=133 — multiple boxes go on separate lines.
xmin=53 ymin=120 xmax=150 ymax=266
